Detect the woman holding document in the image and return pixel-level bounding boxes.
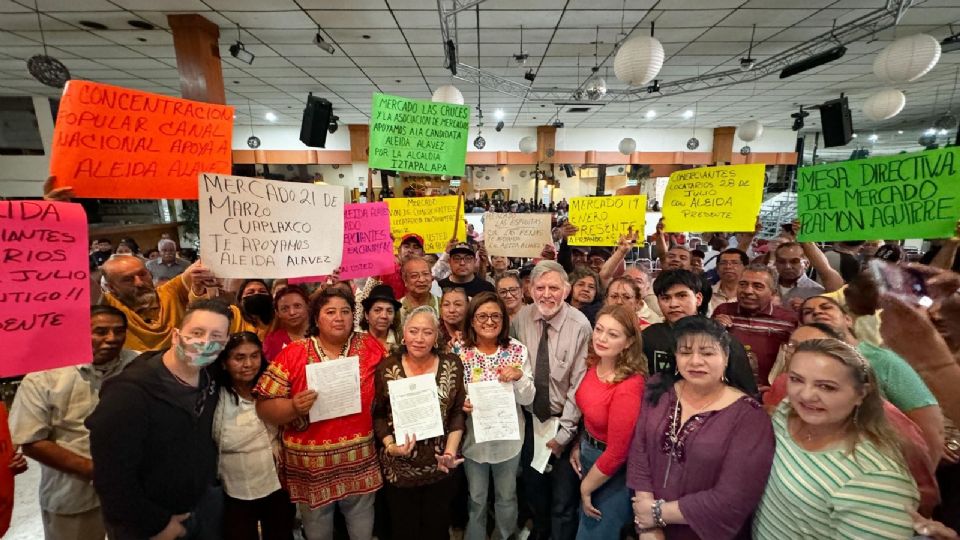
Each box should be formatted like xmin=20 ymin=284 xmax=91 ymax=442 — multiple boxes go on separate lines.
xmin=459 ymin=292 xmax=534 ymax=540
xmin=254 ymin=288 xmax=386 ymax=540
xmin=571 ymin=304 xmax=646 ymax=539
xmin=372 ymin=306 xmax=467 ymax=540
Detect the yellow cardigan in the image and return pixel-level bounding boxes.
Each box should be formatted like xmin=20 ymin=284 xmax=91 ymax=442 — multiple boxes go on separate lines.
xmin=101 ymin=275 xmax=189 ymax=352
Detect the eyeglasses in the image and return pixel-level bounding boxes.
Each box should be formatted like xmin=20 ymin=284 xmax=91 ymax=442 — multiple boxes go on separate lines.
xmin=474 ymin=313 xmax=503 ymax=324
xmin=498 ymin=287 xmax=521 ymax=297
xmin=607 ymin=293 xmax=635 ymax=302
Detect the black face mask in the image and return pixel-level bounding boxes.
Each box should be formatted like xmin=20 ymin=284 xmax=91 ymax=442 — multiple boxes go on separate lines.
xmin=242 ymin=293 xmax=274 ymax=324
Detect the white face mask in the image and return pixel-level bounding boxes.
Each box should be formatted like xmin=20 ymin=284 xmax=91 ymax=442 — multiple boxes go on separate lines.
xmin=174 ymin=332 xmax=224 ymax=368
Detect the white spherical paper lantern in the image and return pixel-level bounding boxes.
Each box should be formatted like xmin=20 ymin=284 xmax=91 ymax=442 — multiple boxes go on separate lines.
xmin=873 ymin=34 xmax=941 ymax=84
xmin=618 ymin=137 xmax=637 ymax=155
xmin=432 ymin=84 xmax=464 ymax=105
xmin=862 ymin=88 xmax=906 ymax=121
xmin=518 ymin=136 xmax=537 ymax=153
xmin=737 ymin=120 xmax=764 ymax=143
xmin=614 ymin=36 xmax=665 ymax=87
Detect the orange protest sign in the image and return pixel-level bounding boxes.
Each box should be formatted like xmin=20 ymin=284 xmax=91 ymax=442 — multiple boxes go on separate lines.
xmin=50 ymin=81 xmax=234 ymax=199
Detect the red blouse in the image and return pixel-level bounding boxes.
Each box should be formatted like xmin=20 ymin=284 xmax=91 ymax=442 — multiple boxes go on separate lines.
xmin=575 ymin=367 xmax=644 ymax=476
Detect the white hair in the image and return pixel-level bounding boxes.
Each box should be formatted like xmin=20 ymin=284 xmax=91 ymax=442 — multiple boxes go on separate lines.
xmin=403 ymin=305 xmax=440 ymax=330
xmin=530 ymin=260 xmax=568 ymax=285
xmin=158 ymin=239 xmax=177 ymax=251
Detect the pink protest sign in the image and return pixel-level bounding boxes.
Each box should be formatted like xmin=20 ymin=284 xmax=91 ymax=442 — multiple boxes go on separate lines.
xmin=289 ymin=202 xmax=395 ymax=284
xmin=0 ymin=201 xmax=90 ymax=377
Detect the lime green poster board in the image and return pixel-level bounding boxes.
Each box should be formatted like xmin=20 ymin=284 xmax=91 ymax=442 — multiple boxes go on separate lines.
xmin=368 ymin=93 xmax=470 ymax=177
xmin=797 ymin=147 xmax=960 ymax=242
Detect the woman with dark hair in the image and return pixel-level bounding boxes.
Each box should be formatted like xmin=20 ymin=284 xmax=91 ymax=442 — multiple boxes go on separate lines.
xmin=569 ymin=267 xmax=604 ymax=326
xmin=440 ymin=287 xmax=468 ymax=355
xmin=572 ymin=304 xmax=647 ymax=539
xmin=262 ymin=286 xmax=310 ymax=361
xmin=373 ymin=306 xmax=467 ymax=540
xmin=628 ymin=317 xmax=775 ymax=540
xmin=754 ymin=339 xmax=919 ymax=539
xmin=235 ymin=279 xmax=275 ymax=338
xmin=459 ymin=292 xmax=533 ymax=540
xmin=212 ymin=332 xmax=294 ymax=540
xmin=495 ymin=273 xmax=525 ymax=320
xmin=360 ymin=284 xmax=402 ymax=354
xmin=255 ymin=288 xmax=386 ymax=539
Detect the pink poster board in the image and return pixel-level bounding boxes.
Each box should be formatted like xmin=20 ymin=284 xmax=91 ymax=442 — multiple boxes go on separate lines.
xmin=0 ymin=201 xmax=91 ymax=377
xmin=289 ymin=202 xmax=395 ymax=284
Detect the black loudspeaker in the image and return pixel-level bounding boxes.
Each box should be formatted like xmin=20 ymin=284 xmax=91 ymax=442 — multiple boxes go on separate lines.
xmin=819 ymin=95 xmax=853 ymax=148
xmin=564 ymin=164 xmax=575 ymax=178
xmin=299 ymin=94 xmax=333 ymax=148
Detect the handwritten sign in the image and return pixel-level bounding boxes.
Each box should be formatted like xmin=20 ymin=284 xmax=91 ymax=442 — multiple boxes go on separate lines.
xmin=663 ymin=164 xmax=765 ymax=232
xmin=798 ymin=147 xmax=960 ymax=242
xmin=50 ymin=81 xmax=233 ymax=200
xmin=386 ymin=196 xmax=466 ymax=253
xmin=1 ymin=201 xmax=90 ymax=377
xmin=568 ymin=195 xmax=647 ymax=246
xmin=199 ymin=173 xmax=344 ymax=278
xmin=287 ymin=203 xmax=396 ymax=283
xmin=483 ymin=213 xmax=553 ymax=257
xmin=368 ymin=93 xmax=470 ymax=176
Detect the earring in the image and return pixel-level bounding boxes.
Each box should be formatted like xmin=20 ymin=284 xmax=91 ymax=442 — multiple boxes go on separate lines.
xmin=721 ymin=364 xmax=728 ymax=384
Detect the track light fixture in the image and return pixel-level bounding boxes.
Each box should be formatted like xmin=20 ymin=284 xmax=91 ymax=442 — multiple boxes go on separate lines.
xmin=495 ymin=121 xmax=505 ymax=132
xmin=314 ymin=28 xmax=335 ymax=54
xmin=791 ymin=106 xmax=810 ymax=131
xmin=524 ymin=69 xmax=536 ymax=82
xmin=740 ymin=24 xmax=757 ymax=71
xmin=328 ymin=114 xmax=339 ymax=134
xmin=646 ymin=80 xmax=661 ymax=93
xmin=229 ymin=25 xmax=254 ymax=64
xmin=780 ymin=46 xmax=846 ymax=79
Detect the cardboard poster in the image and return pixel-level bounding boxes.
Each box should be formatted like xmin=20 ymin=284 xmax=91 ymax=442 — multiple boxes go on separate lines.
xmin=198 ymin=174 xmax=344 ymax=278
xmin=287 ymin=202 xmax=396 ymax=283
xmin=50 ymin=81 xmax=233 ymax=199
xmin=568 ymin=195 xmax=647 ymax=247
xmin=385 ymin=196 xmax=466 ymax=253
xmin=663 ymin=163 xmax=765 ymax=232
xmin=797 ymin=147 xmax=960 ymax=241
xmin=0 ymin=201 xmax=90 ymax=377
xmin=483 ymin=213 xmax=553 ymax=257
xmin=368 ymin=93 xmax=470 ymax=177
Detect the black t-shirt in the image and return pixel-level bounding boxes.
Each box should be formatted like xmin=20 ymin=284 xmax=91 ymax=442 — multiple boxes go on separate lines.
xmin=438 ymin=274 xmax=495 ymax=298
xmin=641 ymin=319 xmax=759 ymax=396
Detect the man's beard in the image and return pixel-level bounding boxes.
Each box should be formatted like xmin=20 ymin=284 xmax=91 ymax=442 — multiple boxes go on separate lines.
xmin=121 ymin=289 xmax=158 ymax=311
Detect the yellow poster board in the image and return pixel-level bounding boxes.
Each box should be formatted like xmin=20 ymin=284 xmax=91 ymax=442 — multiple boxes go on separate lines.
xmin=568 ymin=195 xmax=647 ymax=246
xmin=663 ymin=163 xmax=765 ymax=232
xmin=385 ymin=196 xmax=466 ymax=253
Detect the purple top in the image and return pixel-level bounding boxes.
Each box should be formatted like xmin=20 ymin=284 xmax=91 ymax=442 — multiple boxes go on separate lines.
xmin=626 ymin=375 xmax=775 ymax=540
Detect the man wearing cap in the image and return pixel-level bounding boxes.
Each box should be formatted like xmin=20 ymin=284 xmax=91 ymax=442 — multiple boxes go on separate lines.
xmin=378 ymin=233 xmax=426 ymax=299
xmin=437 ymin=242 xmax=496 ymax=298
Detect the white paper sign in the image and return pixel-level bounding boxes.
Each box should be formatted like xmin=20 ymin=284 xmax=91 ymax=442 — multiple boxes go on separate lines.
xmin=482 ymin=213 xmax=554 ymax=258
xmin=198 ymin=173 xmax=344 ymax=278
xmin=304 ymin=356 xmax=361 ymax=423
xmin=468 ymin=381 xmax=520 ymax=443
xmin=388 ymin=373 xmax=445 ymax=442
xmin=531 ymin=416 xmax=559 ymax=474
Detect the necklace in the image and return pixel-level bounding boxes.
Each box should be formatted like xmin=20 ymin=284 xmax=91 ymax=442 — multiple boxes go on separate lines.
xmin=679 ymin=382 xmax=726 ymax=415
xmin=596 ymin=365 xmax=616 ymax=382
xmin=663 ymin=382 xmax=725 ymax=488
xmin=312 ymin=335 xmax=351 ymax=361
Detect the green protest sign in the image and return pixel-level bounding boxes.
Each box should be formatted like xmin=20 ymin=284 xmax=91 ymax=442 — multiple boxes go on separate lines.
xmin=368 ymin=93 xmax=470 ymax=177
xmin=797 ymin=147 xmax=960 ymax=242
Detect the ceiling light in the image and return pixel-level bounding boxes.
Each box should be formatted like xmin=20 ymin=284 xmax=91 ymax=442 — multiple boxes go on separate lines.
xmin=645 ymin=110 xmax=657 ymax=119
xmin=265 ymin=112 xmax=277 ymax=122
xmin=494 ymin=109 xmax=504 ymax=120
xmin=852 ymin=133 xmax=858 ymax=138
xmin=79 ymin=20 xmax=108 ymax=30
xmin=524 ymin=69 xmax=536 ymax=82
xmin=127 ymin=20 xmax=155 ymax=30
xmin=230 ymin=42 xmax=254 ymax=64
xmin=646 ymin=79 xmax=661 ymax=93
xmin=682 ymin=109 xmax=694 ymax=119
xmin=941 ymin=31 xmax=960 ymax=53
xmin=740 ymin=24 xmax=757 ymax=71
xmin=791 ymin=106 xmax=810 ymax=131
xmin=514 ymin=25 xmax=528 ymax=66
xmin=314 ymin=30 xmax=335 ymax=54
xmin=328 ymin=114 xmax=339 ymax=134
xmin=495 ymin=120 xmax=505 ymax=132
xmin=780 ymin=46 xmax=847 ymax=79
xmin=939 ymin=129 xmax=949 ymax=135
xmin=897 ymin=130 xmax=904 ymax=134
xmin=868 ymin=134 xmax=878 ymax=142
xmin=925 ymin=128 xmax=937 ymax=136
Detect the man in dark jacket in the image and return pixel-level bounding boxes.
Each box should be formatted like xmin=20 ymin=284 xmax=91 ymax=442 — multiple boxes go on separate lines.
xmin=87 ymin=299 xmax=232 ymax=540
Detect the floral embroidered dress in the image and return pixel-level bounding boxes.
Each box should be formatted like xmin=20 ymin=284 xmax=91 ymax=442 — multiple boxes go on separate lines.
xmin=254 ymin=332 xmax=385 ymax=508
xmin=372 ymin=352 xmax=466 ymax=487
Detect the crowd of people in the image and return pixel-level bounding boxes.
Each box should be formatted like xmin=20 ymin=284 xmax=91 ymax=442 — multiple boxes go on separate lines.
xmin=5 ymin=185 xmax=960 ymax=540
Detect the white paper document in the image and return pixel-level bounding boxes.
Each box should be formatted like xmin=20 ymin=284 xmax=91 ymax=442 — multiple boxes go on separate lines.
xmin=388 ymin=373 xmax=445 ymax=441
xmin=531 ymin=416 xmax=560 ymax=474
xmin=468 ymin=381 xmax=520 ymax=443
xmin=304 ymin=356 xmax=361 ymax=423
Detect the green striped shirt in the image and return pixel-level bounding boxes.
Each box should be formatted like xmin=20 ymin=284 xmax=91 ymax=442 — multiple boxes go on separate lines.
xmin=753 ymin=402 xmax=918 ymax=540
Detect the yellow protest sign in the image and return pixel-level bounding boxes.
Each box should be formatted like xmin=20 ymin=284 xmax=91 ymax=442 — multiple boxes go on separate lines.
xmin=385 ymin=196 xmax=466 ymax=253
xmin=568 ymin=195 xmax=647 ymax=246
xmin=663 ymin=163 xmax=765 ymax=232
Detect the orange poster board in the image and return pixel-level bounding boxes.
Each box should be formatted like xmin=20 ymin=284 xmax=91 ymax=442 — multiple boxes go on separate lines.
xmin=50 ymin=81 xmax=234 ymax=200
